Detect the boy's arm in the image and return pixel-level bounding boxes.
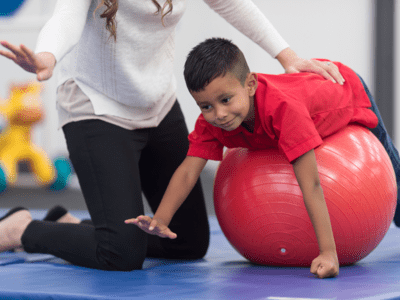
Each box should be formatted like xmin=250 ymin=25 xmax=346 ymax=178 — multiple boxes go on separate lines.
xmin=125 ymin=156 xmax=207 ymax=238
xmin=292 ymin=149 xmax=339 ymax=279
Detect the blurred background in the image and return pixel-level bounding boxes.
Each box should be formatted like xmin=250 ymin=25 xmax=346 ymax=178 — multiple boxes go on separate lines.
xmin=0 ymin=0 xmax=397 ymax=214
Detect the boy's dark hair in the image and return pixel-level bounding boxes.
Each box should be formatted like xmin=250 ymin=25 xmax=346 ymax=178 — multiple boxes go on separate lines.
xmin=184 ymin=38 xmax=250 ymax=92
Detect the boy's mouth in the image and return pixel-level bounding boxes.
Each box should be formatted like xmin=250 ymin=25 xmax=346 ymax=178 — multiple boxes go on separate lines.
xmin=218 ymin=118 xmax=235 ymax=128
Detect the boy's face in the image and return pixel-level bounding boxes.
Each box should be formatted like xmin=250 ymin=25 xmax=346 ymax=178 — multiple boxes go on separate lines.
xmin=191 ymin=72 xmax=258 ymax=131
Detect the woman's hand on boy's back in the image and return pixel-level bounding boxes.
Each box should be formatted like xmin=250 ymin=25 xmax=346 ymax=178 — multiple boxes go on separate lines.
xmin=310 ymin=251 xmax=339 ymax=279
xmin=0 ymin=41 xmax=56 ymax=81
xmin=276 ymin=47 xmax=345 ymax=85
xmin=125 ymin=215 xmax=177 ymax=239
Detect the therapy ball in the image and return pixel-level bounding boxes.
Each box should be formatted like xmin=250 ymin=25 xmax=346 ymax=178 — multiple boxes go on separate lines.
xmin=213 ymin=125 xmax=397 ymax=266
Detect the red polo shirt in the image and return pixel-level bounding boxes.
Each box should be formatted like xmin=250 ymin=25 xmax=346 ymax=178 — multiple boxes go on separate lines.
xmin=187 ymin=60 xmax=378 ymax=162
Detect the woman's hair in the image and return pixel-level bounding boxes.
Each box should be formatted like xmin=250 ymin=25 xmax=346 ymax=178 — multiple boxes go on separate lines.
xmin=184 ymin=38 xmax=250 ymax=92
xmin=95 ymin=0 xmax=118 ymax=41
xmin=95 ymin=0 xmax=173 ymax=41
xmin=152 ymin=0 xmax=173 ymax=26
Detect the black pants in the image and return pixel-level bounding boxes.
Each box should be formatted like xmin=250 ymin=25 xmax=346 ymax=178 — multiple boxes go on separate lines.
xmin=22 ymin=101 xmax=210 ymax=271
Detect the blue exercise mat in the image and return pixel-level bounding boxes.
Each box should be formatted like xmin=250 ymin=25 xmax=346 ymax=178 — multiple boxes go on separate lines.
xmin=0 ymin=252 xmax=54 ymax=265
xmin=0 ymin=209 xmax=399 ymax=299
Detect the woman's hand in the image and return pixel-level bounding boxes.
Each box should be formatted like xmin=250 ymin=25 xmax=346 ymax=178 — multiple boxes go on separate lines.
xmin=310 ymin=251 xmax=339 ymax=279
xmin=125 ymin=215 xmax=177 ymax=239
xmin=0 ymin=41 xmax=56 ymax=81
xmin=276 ymin=48 xmax=345 ymax=85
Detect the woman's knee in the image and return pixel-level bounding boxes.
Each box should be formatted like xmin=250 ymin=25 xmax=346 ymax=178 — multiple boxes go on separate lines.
xmin=95 ymin=226 xmax=148 ymax=271
xmin=97 ymin=240 xmax=147 ymax=271
xmin=161 ymin=222 xmax=210 ymax=260
xmin=183 ymin=227 xmax=210 ymax=259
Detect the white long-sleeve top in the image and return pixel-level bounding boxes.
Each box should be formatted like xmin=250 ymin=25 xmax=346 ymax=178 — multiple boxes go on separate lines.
xmin=36 ymin=0 xmax=289 ymax=125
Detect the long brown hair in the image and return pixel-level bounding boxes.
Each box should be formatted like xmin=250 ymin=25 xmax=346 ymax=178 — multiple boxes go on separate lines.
xmin=95 ymin=0 xmax=173 ymax=41
xmin=152 ymin=0 xmax=173 ymax=26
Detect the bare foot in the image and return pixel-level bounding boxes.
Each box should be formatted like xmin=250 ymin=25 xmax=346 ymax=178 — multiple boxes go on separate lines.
xmin=0 ymin=210 xmax=31 ymax=252
xmin=44 ymin=206 xmax=81 ymax=224
xmin=57 ymin=213 xmax=80 ymax=224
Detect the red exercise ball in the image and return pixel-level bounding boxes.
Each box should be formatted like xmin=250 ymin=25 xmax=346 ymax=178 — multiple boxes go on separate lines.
xmin=214 ymin=125 xmax=397 ymax=266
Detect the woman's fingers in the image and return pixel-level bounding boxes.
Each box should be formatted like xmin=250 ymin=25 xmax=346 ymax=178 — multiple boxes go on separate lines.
xmin=0 ymin=48 xmax=17 ymax=61
xmin=285 ymin=59 xmax=345 ymax=85
xmin=0 ymin=41 xmax=40 ymax=74
xmin=0 ymin=41 xmax=18 ymax=61
xmin=1 ymin=42 xmax=27 ymax=61
xmin=0 ymin=41 xmax=18 ymax=54
xmin=20 ymin=44 xmax=37 ymax=65
xmin=315 ymin=68 xmax=337 ymax=84
xmin=37 ymin=69 xmax=51 ymax=82
xmin=314 ymin=60 xmax=345 ymax=85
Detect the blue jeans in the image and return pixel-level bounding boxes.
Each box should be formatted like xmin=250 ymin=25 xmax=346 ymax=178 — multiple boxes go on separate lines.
xmin=357 ymin=75 xmax=400 ymax=225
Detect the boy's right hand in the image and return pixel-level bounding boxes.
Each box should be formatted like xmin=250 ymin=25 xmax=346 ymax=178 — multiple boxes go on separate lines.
xmin=0 ymin=41 xmax=56 ymax=81
xmin=310 ymin=251 xmax=339 ymax=279
xmin=125 ymin=215 xmax=177 ymax=239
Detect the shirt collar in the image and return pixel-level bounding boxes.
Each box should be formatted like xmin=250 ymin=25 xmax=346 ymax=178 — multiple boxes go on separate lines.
xmin=219 ymin=125 xmax=247 ymax=136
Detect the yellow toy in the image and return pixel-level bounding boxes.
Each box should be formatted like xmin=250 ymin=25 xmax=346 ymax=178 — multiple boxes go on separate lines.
xmin=0 ymin=82 xmax=57 ymax=191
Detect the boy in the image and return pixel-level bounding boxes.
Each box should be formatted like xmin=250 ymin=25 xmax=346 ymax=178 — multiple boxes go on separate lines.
xmin=125 ymin=38 xmax=400 ymax=279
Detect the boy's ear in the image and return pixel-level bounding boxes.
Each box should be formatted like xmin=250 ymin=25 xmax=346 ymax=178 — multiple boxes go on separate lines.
xmin=247 ymin=72 xmax=258 ymax=96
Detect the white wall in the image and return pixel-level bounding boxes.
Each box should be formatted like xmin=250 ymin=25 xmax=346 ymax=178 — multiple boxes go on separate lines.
xmin=0 ymin=0 xmax=375 ymax=170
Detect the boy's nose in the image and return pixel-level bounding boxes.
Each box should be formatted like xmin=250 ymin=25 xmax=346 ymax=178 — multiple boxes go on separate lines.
xmin=215 ymin=108 xmax=228 ymax=120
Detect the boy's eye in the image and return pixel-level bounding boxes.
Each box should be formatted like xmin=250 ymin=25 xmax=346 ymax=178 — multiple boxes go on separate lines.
xmin=222 ymin=98 xmax=231 ymax=103
xmin=201 ymin=105 xmax=212 ymax=111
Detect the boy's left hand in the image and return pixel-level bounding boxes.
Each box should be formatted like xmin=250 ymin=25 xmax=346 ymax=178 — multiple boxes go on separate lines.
xmin=310 ymin=252 xmax=339 ymax=279
xmin=125 ymin=215 xmax=177 ymax=239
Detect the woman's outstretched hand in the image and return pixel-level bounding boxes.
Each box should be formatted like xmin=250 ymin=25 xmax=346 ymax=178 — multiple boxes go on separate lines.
xmin=125 ymin=215 xmax=177 ymax=239
xmin=276 ymin=47 xmax=345 ymax=85
xmin=0 ymin=41 xmax=56 ymax=81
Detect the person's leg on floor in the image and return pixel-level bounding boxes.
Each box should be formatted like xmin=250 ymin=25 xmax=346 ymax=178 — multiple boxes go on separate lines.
xmin=22 ymin=120 xmax=149 ymax=270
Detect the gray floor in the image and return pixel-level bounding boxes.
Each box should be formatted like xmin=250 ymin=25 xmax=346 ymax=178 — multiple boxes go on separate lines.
xmin=0 ymin=168 xmax=216 ymax=216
